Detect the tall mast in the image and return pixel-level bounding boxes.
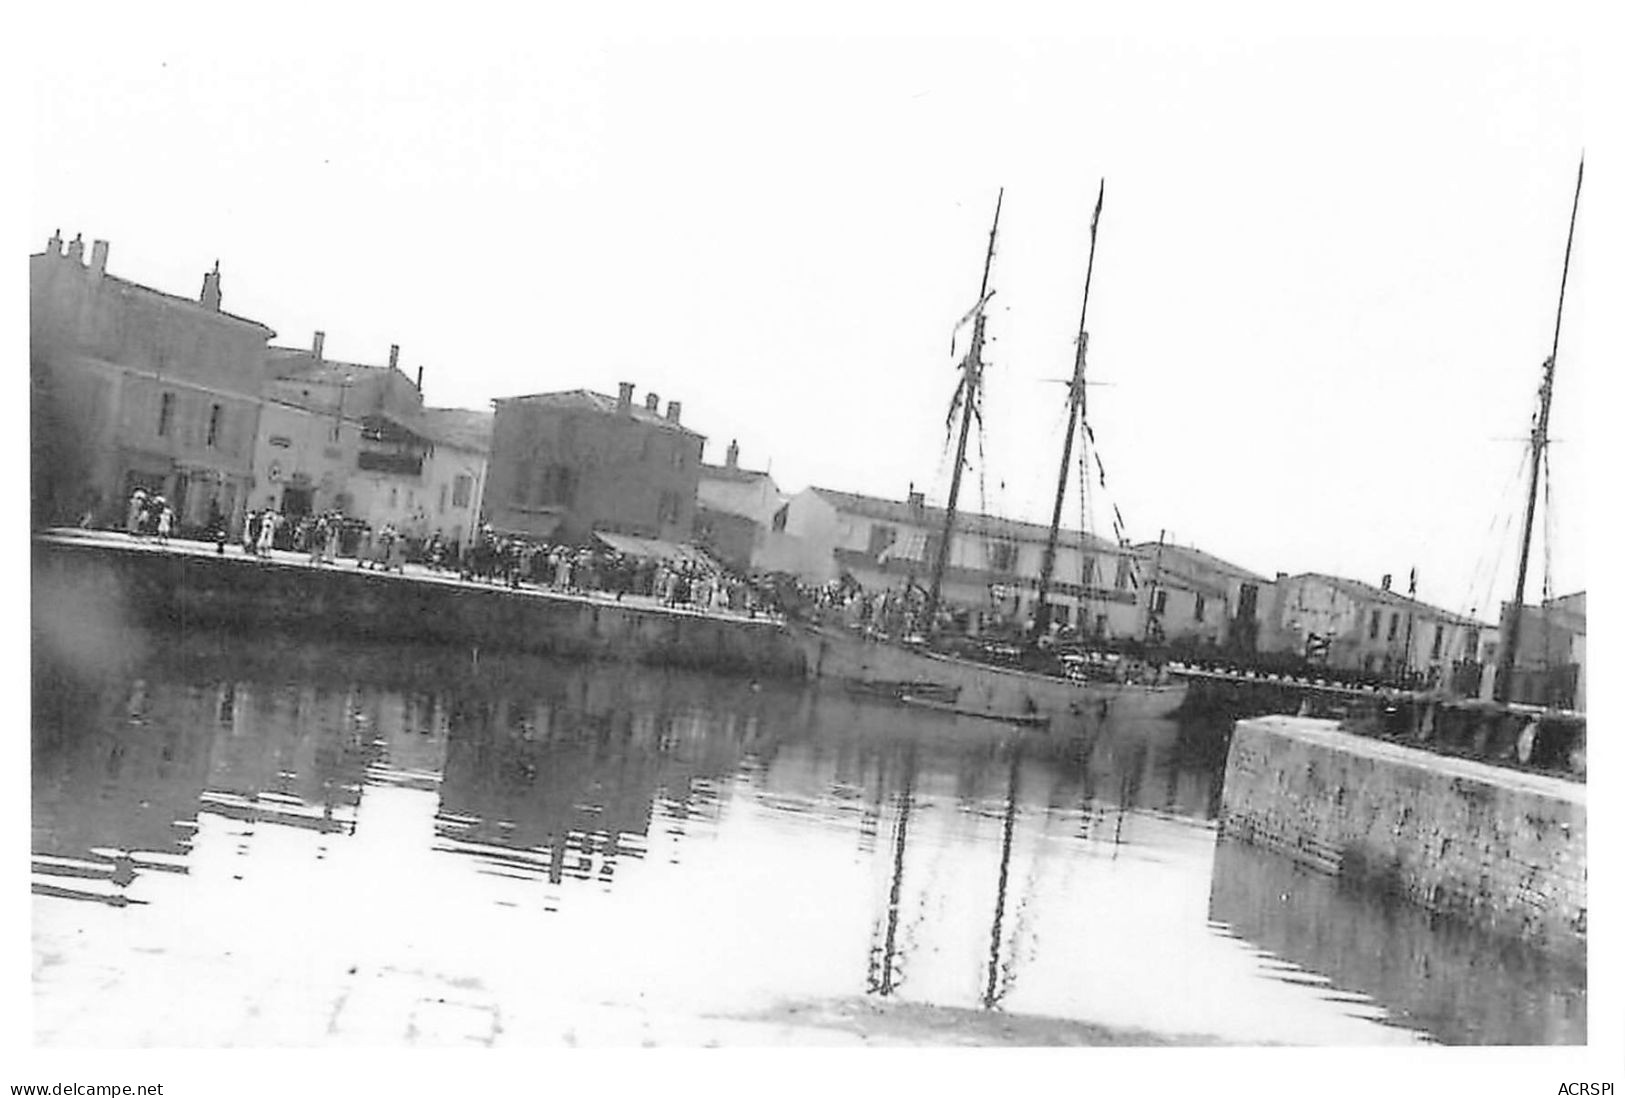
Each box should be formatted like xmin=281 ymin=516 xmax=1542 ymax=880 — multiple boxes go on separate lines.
xmin=1495 ymin=158 xmax=1582 ymax=704
xmin=925 ymin=188 xmax=1003 ymax=633
xmin=1033 ymin=180 xmax=1105 ymax=640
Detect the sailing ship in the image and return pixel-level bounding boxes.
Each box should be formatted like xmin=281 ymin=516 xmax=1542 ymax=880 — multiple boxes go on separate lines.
xmin=795 ymin=185 xmax=1188 ymax=725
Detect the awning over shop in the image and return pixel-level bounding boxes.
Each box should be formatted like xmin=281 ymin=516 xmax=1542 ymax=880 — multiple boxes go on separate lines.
xmin=593 ymin=531 xmax=716 ymax=568
xmin=488 ymin=514 xmax=562 ymax=540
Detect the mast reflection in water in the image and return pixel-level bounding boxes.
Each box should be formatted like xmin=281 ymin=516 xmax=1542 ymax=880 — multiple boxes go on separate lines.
xmin=31 ymin=627 xmax=1583 ymax=1046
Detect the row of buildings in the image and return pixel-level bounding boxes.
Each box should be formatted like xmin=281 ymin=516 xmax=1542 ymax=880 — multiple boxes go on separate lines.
xmin=30 ymin=231 xmax=1583 ymax=708
xmin=30 ymin=232 xmax=493 ymax=548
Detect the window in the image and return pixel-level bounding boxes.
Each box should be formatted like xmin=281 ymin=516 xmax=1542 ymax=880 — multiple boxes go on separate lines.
xmin=1114 ymin=556 xmax=1132 ymax=591
xmin=452 ymin=474 xmax=472 ymax=508
xmin=1369 ymin=610 xmax=1382 ymax=640
xmin=1431 ymin=623 xmax=1445 ymax=659
xmin=1388 ymin=613 xmax=1400 ymax=641
xmin=1052 ymin=604 xmax=1071 ymax=626
xmin=658 ymin=490 xmax=682 ymax=525
xmin=157 ymin=392 xmax=175 ymax=437
xmin=1151 ymin=589 xmax=1168 ymax=614
xmin=513 ymin=461 xmax=532 ymax=506
xmin=438 ymin=485 xmax=448 ymax=514
xmin=989 ymin=541 xmax=1017 ymax=572
xmin=923 ymin=533 xmax=944 ymax=570
xmin=1080 ymin=556 xmax=1095 ymax=588
xmin=1194 ymin=593 xmax=1207 ymax=622
xmin=206 ymin=403 xmax=222 ymax=447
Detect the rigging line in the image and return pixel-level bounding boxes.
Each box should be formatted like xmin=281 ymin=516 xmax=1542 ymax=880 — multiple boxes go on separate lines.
xmin=1477 ymin=495 xmax=1522 ymax=621
xmin=1079 ymin=421 xmax=1096 ymax=612
xmin=1541 ymin=444 xmax=1555 ymax=666
xmin=1457 ymin=446 xmax=1531 ymax=619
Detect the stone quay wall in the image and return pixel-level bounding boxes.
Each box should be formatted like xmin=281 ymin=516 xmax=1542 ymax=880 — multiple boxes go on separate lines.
xmin=1219 ymin=715 xmax=1585 ymax=962
xmin=32 ymin=535 xmax=807 ymax=680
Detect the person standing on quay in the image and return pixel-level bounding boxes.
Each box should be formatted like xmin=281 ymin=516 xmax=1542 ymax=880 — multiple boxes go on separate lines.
xmin=257 ymin=509 xmax=278 ymax=556
xmin=126 ymin=488 xmax=147 ymax=535
xmin=153 ymin=497 xmax=172 ymax=544
xmin=324 ymin=512 xmax=342 ymax=563
xmin=308 ymin=513 xmax=327 ymax=565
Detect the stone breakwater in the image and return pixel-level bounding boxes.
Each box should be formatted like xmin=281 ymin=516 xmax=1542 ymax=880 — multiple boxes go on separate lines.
xmin=32 ymin=533 xmax=807 ymax=680
xmin=1219 ymin=716 xmax=1585 ymax=962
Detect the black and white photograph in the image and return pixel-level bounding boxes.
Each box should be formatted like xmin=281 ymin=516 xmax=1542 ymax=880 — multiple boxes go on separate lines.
xmin=13 ymin=6 xmax=1620 ymax=1095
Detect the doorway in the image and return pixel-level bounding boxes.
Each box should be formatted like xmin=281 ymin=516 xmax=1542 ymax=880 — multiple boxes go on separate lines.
xmin=281 ymin=486 xmax=314 ymax=519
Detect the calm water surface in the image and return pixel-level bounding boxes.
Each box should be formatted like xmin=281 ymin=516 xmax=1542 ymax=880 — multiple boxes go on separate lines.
xmin=31 ymin=626 xmax=1585 ymax=1046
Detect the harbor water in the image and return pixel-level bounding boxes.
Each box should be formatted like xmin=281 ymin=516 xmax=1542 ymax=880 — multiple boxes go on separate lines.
xmin=31 ymin=625 xmax=1586 ymax=1046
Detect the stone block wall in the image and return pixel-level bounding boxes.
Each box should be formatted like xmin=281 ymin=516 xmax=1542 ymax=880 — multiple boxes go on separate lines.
xmin=33 ymin=537 xmax=806 ymax=681
xmin=1220 ymin=716 xmax=1585 ymax=962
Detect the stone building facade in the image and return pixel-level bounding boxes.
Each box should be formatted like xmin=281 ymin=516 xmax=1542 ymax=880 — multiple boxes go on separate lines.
xmin=694 ymin=441 xmax=783 ymax=571
xmin=484 ymin=384 xmax=705 ymax=544
xmin=1266 ymin=572 xmax=1489 ymax=685
xmin=1132 ymin=540 xmax=1279 ymax=651
xmin=30 ymin=232 xmax=275 ymax=534
xmin=259 ymin=338 xmax=491 ymax=547
xmin=759 ymin=485 xmax=1148 ymax=637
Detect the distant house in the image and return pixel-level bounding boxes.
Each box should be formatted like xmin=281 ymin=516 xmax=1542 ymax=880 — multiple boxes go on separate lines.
xmin=1268 ymin=572 xmax=1490 ymax=685
xmin=1490 ymin=590 xmax=1585 ymax=710
xmin=30 ymin=232 xmax=276 ymax=535
xmin=1131 ymin=541 xmax=1279 ymax=651
xmin=484 ymin=383 xmax=705 ymax=544
xmin=760 ymin=485 xmax=1148 ymax=637
xmin=694 ymin=440 xmax=783 ymax=571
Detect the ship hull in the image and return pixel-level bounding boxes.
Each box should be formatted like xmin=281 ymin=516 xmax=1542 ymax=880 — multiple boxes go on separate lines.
xmin=796 ymin=624 xmax=1188 ymax=725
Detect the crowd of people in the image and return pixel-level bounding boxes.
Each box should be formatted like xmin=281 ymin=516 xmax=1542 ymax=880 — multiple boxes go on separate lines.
xmin=121 ymin=487 xmax=175 ymax=543
xmin=108 ymin=491 xmax=778 ymax=620
xmin=449 ymin=526 xmax=768 ymax=616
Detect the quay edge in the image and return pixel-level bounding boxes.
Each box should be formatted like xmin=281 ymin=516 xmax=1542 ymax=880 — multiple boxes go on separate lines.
xmin=32 ymin=534 xmax=807 ymax=680
xmin=1219 ymin=715 xmax=1585 ymax=964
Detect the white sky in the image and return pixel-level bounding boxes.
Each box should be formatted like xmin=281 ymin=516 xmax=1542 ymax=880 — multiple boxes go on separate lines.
xmin=26 ymin=18 xmax=1599 ymax=621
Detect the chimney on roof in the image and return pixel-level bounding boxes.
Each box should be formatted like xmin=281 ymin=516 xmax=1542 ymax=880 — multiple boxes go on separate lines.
xmin=67 ymin=234 xmax=85 ymax=263
xmin=908 ymin=483 xmax=925 ymax=512
xmin=725 ymin=439 xmax=739 ymax=468
xmin=388 ymin=344 xmax=400 ymax=371
xmin=416 ymin=365 xmax=424 ymax=391
xmin=645 ymin=392 xmax=660 ymax=415
xmin=200 ymin=260 xmax=221 ymax=311
xmin=312 ymin=331 xmax=326 ymax=360
xmin=90 ymin=240 xmax=109 ymax=279
xmin=1275 ymin=572 xmax=1288 ymax=584
xmin=666 ymin=400 xmax=681 ymax=424
xmin=47 ymin=229 xmax=63 ymax=256
xmin=617 ymin=382 xmax=634 ymax=413
xmin=1381 ymin=574 xmax=1392 ymax=592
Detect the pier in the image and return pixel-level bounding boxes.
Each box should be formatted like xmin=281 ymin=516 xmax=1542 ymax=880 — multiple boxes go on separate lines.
xmin=1219 ymin=715 xmax=1586 ymax=962
xmin=32 ymin=529 xmax=807 ymax=679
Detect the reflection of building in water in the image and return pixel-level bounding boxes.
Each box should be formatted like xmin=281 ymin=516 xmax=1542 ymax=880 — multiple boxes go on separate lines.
xmin=201 ymin=682 xmax=376 ymax=830
xmin=33 ymin=674 xmax=221 ymax=861
xmin=434 ymin=685 xmax=763 ymax=887
xmin=1207 ymin=837 xmax=1586 ymax=1045
xmin=32 ymin=672 xmax=385 ymax=877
